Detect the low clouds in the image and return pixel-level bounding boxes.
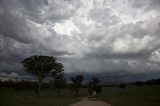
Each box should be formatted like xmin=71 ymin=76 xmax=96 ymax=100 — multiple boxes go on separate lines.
xmin=0 ymin=0 xmax=160 ymax=81
xmin=131 ymin=0 xmax=160 ymax=12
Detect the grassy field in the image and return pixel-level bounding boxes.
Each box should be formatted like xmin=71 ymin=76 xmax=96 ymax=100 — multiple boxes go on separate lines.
xmin=98 ymin=85 xmax=160 ymax=106
xmin=0 ymin=85 xmax=160 ymax=106
xmin=0 ymin=88 xmax=80 ymax=106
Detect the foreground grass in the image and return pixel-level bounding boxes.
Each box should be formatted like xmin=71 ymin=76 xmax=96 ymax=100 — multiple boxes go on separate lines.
xmin=0 ymin=88 xmax=79 ymax=106
xmin=98 ymin=85 xmax=160 ymax=106
xmin=1 ymin=85 xmax=160 ymax=106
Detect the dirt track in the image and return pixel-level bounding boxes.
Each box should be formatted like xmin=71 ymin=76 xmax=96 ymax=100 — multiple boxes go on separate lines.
xmin=71 ymin=97 xmax=112 ymax=106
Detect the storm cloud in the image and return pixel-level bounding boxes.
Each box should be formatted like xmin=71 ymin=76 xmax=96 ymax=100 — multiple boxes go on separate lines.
xmin=0 ymin=0 xmax=160 ymax=82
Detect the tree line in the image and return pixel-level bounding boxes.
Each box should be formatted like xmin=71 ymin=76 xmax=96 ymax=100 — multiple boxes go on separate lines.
xmin=2 ymin=55 xmax=159 ymax=96
xmin=0 ymin=55 xmax=102 ymax=97
xmin=118 ymin=78 xmax=160 ymax=90
xmin=0 ymin=76 xmax=102 ymax=97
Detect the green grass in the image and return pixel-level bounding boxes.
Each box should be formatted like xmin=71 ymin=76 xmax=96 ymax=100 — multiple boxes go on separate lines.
xmin=0 ymin=88 xmax=78 ymax=106
xmin=0 ymin=85 xmax=160 ymax=106
xmin=97 ymin=85 xmax=160 ymax=106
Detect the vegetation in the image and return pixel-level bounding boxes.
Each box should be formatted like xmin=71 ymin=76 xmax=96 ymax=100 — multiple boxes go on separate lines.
xmin=53 ymin=73 xmax=66 ymax=95
xmin=119 ymin=83 xmax=126 ymax=89
xmin=98 ymin=85 xmax=160 ymax=106
xmin=70 ymin=75 xmax=84 ymax=96
xmin=1 ymin=55 xmax=160 ymax=106
xmin=0 ymin=85 xmax=160 ymax=106
xmin=21 ymin=55 xmax=64 ymax=95
xmin=0 ymin=88 xmax=74 ymax=106
xmin=88 ymin=77 xmax=102 ymax=97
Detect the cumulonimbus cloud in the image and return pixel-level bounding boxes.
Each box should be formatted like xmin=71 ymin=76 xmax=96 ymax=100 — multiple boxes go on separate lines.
xmin=0 ymin=0 xmax=160 ymax=82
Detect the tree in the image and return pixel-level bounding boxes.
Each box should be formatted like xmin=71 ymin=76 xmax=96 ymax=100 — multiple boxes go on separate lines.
xmin=70 ymin=75 xmax=84 ymax=96
xmin=88 ymin=77 xmax=102 ymax=97
xmin=50 ymin=62 xmax=65 ymax=95
xmin=53 ymin=73 xmax=65 ymax=95
xmin=21 ymin=55 xmax=64 ymax=95
xmin=119 ymin=83 xmax=126 ymax=90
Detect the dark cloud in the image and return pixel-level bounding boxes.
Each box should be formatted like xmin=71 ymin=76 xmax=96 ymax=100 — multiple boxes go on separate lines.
xmin=0 ymin=0 xmax=160 ymax=82
xmin=0 ymin=10 xmax=33 ymax=43
xmin=0 ymin=0 xmax=79 ymax=74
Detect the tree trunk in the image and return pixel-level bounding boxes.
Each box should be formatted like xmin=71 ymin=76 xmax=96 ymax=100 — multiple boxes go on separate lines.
xmin=37 ymin=76 xmax=43 ymax=96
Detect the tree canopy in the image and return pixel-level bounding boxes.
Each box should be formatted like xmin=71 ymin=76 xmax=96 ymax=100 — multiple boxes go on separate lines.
xmin=70 ymin=75 xmax=84 ymax=96
xmin=21 ymin=55 xmax=64 ymax=95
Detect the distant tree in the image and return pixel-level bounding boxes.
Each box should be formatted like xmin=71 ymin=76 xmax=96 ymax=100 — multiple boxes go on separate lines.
xmin=53 ymin=73 xmax=66 ymax=95
xmin=70 ymin=75 xmax=84 ymax=96
xmin=119 ymin=83 xmax=126 ymax=89
xmin=50 ymin=62 xmax=65 ymax=95
xmin=146 ymin=79 xmax=160 ymax=85
xmin=88 ymin=77 xmax=102 ymax=97
xmin=21 ymin=55 xmax=64 ymax=95
xmin=134 ymin=81 xmax=143 ymax=87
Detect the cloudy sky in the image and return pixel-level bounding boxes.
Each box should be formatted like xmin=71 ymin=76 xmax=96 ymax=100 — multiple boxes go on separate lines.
xmin=0 ymin=0 xmax=160 ymax=82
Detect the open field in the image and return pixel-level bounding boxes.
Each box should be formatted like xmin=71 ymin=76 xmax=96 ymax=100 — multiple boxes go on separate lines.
xmin=0 ymin=88 xmax=80 ymax=106
xmin=0 ymin=85 xmax=160 ymax=106
xmin=98 ymin=85 xmax=160 ymax=106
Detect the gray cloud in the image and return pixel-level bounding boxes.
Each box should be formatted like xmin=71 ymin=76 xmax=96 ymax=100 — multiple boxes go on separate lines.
xmin=131 ymin=0 xmax=160 ymax=11
xmin=0 ymin=0 xmax=160 ymax=82
xmin=89 ymin=8 xmax=120 ymax=26
xmin=0 ymin=10 xmax=33 ymax=43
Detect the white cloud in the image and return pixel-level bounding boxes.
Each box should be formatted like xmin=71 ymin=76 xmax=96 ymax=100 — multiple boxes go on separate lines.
xmin=53 ymin=19 xmax=81 ymax=36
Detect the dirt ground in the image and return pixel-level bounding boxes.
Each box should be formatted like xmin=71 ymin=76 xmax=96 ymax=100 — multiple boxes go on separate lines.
xmin=71 ymin=97 xmax=112 ymax=106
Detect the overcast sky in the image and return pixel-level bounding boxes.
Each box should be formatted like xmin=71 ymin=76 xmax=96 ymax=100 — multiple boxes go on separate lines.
xmin=0 ymin=0 xmax=160 ymax=82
